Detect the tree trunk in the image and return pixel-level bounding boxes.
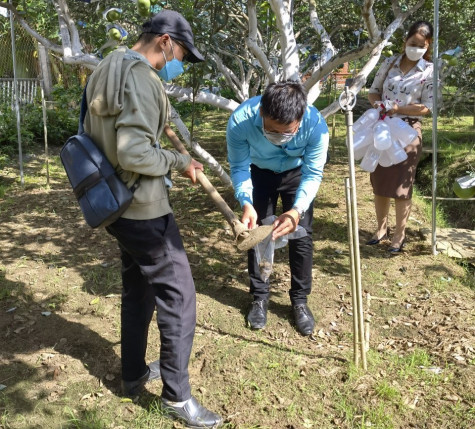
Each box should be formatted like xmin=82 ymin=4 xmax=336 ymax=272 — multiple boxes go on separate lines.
xmin=37 ymin=43 xmax=52 ymax=99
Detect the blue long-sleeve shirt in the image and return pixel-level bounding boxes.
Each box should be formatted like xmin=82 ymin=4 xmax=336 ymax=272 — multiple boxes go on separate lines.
xmin=226 ymin=96 xmax=329 ymax=211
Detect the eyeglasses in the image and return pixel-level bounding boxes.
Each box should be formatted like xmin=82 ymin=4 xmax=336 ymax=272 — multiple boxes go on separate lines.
xmin=173 ymin=40 xmax=192 ymax=62
xmin=263 ymin=117 xmax=300 ymax=136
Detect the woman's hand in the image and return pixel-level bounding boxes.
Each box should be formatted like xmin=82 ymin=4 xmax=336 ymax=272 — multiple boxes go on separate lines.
xmin=386 ymin=103 xmax=400 ymax=116
xmin=387 ymin=103 xmax=430 ymax=117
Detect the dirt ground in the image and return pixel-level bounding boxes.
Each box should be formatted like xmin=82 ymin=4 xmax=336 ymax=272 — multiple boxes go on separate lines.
xmin=0 ymin=140 xmax=474 ymax=428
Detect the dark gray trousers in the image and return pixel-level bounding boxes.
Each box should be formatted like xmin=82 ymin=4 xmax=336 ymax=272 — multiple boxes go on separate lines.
xmin=106 ymin=214 xmax=195 ymax=401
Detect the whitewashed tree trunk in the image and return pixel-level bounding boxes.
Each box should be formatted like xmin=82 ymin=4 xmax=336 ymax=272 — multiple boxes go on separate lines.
xmin=37 ymin=44 xmax=52 ymax=98
xmin=169 ymin=106 xmax=232 ymax=187
xmin=270 ymin=0 xmax=300 ymax=80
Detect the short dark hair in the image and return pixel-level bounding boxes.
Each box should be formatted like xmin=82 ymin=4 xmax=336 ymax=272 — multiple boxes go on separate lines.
xmin=261 ymin=80 xmax=308 ymax=124
xmin=137 ymin=32 xmax=159 ymax=45
xmin=406 ymin=21 xmax=433 ymax=60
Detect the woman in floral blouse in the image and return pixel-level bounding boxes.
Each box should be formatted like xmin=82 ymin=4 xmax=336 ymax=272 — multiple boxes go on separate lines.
xmin=366 ymin=21 xmax=434 ymax=253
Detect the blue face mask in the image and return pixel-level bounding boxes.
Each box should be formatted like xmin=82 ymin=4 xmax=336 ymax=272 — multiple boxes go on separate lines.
xmin=157 ymin=42 xmax=184 ymax=82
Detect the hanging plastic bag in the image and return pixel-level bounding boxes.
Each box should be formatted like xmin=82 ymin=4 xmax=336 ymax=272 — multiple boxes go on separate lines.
xmin=453 ymin=174 xmax=475 ymax=199
xmin=254 ymin=215 xmax=307 ymax=282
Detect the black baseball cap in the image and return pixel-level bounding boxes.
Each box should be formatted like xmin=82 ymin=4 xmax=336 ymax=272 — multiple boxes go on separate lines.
xmin=141 ymin=10 xmax=204 ymax=63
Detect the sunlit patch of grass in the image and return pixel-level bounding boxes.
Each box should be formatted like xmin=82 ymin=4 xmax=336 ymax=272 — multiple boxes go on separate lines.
xmin=375 ymin=380 xmax=401 ymax=401
xmin=361 ymin=402 xmax=395 ymax=428
xmin=334 ymin=390 xmax=358 ymax=425
xmin=63 ymin=407 xmax=111 ymax=429
xmin=413 ymin=190 xmax=451 ymax=228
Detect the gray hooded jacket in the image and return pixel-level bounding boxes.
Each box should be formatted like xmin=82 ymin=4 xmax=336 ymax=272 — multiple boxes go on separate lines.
xmin=84 ymin=47 xmax=191 ymax=220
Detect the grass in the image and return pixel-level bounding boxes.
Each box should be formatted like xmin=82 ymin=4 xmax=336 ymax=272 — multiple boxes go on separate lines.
xmin=0 ymin=106 xmax=474 ymax=429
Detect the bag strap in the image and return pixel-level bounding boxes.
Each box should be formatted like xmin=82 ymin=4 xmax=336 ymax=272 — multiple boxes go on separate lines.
xmin=78 ymin=84 xmax=88 ymax=134
xmin=77 ymin=83 xmax=142 ymax=192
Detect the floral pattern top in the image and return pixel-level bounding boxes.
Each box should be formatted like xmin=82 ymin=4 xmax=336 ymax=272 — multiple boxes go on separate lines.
xmin=369 ymin=54 xmax=434 ymax=119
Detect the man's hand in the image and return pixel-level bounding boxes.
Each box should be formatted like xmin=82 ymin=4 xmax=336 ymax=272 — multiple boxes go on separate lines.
xmin=242 ymin=203 xmax=258 ymax=230
xmin=181 ymin=159 xmax=203 ymax=184
xmin=272 ymin=208 xmax=299 ymax=240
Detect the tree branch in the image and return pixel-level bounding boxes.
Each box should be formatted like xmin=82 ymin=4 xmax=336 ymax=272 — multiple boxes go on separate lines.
xmin=308 ymin=0 xmax=337 ymax=63
xmin=246 ymin=0 xmax=276 ymax=82
xmin=164 ymin=84 xmax=239 ymax=112
xmin=168 ymin=106 xmax=232 ymax=187
xmin=362 ymin=0 xmax=379 ymax=41
xmin=270 ymin=0 xmax=299 ymax=80
xmin=209 ymin=53 xmax=246 ymax=102
xmin=0 ymin=2 xmax=62 ymax=53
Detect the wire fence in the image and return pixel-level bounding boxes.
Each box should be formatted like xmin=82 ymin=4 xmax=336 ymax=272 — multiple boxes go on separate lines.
xmin=0 ymin=17 xmax=38 ymax=79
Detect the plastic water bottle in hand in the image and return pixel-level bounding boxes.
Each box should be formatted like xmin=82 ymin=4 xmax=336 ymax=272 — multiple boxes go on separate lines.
xmin=379 ymin=150 xmax=393 ymax=167
xmin=360 ymin=146 xmax=382 ymax=172
xmin=373 ymin=121 xmax=392 ymax=151
xmin=352 ymin=130 xmax=373 ymax=160
xmin=353 ymin=108 xmax=380 ymax=134
xmin=384 ymin=117 xmax=418 ymax=148
xmin=387 ymin=139 xmax=408 ymax=165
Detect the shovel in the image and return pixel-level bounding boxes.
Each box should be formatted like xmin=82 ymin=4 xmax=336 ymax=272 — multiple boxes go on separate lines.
xmin=164 ymin=126 xmax=273 ymax=251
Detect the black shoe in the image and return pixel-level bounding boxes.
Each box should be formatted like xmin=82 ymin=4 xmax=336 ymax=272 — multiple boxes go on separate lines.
xmin=388 ymin=240 xmax=406 ymax=253
xmin=121 ymin=359 xmax=161 ymax=397
xmin=161 ymin=396 xmax=223 ymax=428
xmin=293 ymin=303 xmax=315 ymax=336
xmin=366 ymin=229 xmax=389 ymax=245
xmin=247 ymin=300 xmax=268 ymax=329
xmin=366 ymin=236 xmax=387 ymax=245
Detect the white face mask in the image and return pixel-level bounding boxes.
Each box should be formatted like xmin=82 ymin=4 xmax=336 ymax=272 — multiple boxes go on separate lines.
xmin=262 ymin=129 xmax=296 ymax=146
xmin=262 ymin=117 xmax=299 ymax=146
xmin=405 ymin=46 xmax=427 ymax=61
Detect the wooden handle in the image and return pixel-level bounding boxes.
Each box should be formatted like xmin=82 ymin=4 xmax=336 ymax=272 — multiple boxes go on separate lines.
xmin=163 ymin=125 xmax=240 ymax=226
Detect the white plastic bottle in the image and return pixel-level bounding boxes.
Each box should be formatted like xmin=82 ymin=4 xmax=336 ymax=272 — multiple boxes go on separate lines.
xmin=378 ymin=150 xmax=393 ymax=167
xmin=373 ymin=120 xmax=392 ymax=151
xmin=384 ymin=117 xmax=418 ymax=148
xmin=360 ymin=146 xmax=382 ymax=172
xmin=387 ymin=139 xmax=408 ymax=165
xmin=351 ymin=130 xmax=373 ymax=160
xmin=353 ymin=108 xmax=380 ymax=134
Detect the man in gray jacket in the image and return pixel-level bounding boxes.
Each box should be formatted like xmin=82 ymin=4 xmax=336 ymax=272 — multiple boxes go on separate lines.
xmin=84 ymin=10 xmax=222 ymax=428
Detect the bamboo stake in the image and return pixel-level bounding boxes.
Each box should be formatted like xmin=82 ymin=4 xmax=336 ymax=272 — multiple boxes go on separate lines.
xmin=345 ymin=178 xmax=360 ymax=367
xmin=340 ymin=87 xmax=367 ymax=369
xmin=365 ymin=293 xmax=371 ymax=352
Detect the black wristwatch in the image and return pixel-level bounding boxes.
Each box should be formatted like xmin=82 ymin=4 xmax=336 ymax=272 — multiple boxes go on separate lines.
xmin=292 ymin=206 xmax=305 ymax=220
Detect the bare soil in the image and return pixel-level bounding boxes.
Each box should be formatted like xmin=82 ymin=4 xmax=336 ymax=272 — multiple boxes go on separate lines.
xmin=0 ymin=129 xmax=474 ymax=428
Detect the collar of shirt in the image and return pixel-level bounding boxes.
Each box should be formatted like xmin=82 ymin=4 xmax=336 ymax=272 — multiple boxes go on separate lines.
xmin=253 ymin=110 xmax=264 ymax=129
xmin=395 ymin=53 xmax=429 ymax=73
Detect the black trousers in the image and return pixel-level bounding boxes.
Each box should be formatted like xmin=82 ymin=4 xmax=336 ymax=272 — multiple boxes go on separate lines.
xmin=106 ymin=214 xmax=195 ymax=402
xmin=248 ymin=164 xmax=314 ymax=304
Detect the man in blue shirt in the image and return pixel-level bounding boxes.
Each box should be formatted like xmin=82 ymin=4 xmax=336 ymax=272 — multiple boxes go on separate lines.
xmin=227 ymin=80 xmax=329 ymax=336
